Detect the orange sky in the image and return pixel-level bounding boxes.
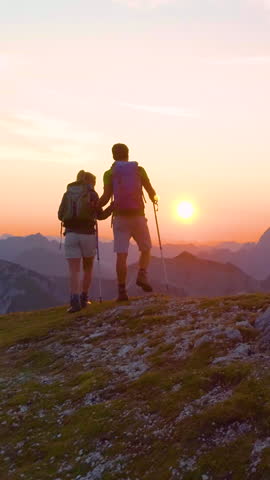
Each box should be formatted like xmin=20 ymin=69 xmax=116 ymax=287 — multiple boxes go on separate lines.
xmin=1 ymin=0 xmax=270 ymax=243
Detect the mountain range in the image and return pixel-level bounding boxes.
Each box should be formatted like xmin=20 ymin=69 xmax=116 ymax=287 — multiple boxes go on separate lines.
xmin=1 ymin=230 xmax=270 ymax=313
xmin=0 ymin=231 xmax=266 ymax=279
xmin=198 ymin=228 xmax=270 ymax=280
xmin=0 ymin=259 xmax=67 ymax=314
xmin=127 ymin=251 xmax=260 ymax=297
xmin=0 ymin=253 xmax=263 ymax=314
xmin=0 ymin=258 xmax=121 ymax=314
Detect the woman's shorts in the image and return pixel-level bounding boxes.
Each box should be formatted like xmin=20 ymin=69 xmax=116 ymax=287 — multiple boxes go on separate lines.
xmin=64 ymin=233 xmax=96 ymax=259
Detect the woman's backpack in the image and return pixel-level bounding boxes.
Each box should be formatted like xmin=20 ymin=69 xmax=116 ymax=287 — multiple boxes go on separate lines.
xmin=59 ymin=183 xmax=97 ymax=224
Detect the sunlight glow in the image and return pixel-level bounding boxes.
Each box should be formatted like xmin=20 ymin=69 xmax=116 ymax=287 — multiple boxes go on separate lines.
xmin=177 ymin=201 xmax=195 ymax=220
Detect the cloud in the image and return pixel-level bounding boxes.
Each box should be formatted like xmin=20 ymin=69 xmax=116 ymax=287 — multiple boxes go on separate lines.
xmin=0 ymin=111 xmax=105 ymax=164
xmin=0 ymin=53 xmax=20 ymax=72
xmin=0 ymin=53 xmax=11 ymax=71
xmin=0 ymin=52 xmax=28 ymax=73
xmin=113 ymin=0 xmax=270 ymax=11
xmin=1 ymin=112 xmax=103 ymax=144
xmin=205 ymin=56 xmax=270 ymax=65
xmin=121 ymin=103 xmax=200 ymax=118
xmin=250 ymin=0 xmax=270 ymax=10
xmin=112 ymin=0 xmax=175 ymax=9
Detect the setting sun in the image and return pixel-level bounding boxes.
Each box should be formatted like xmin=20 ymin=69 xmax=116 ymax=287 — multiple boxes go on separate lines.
xmin=177 ymin=201 xmax=195 ymax=220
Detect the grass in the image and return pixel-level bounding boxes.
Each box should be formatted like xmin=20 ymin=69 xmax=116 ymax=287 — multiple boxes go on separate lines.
xmin=200 ymin=293 xmax=270 ymax=314
xmin=191 ymin=435 xmax=255 ymax=480
xmin=1 ymin=293 xmax=270 ymax=479
xmin=0 ymin=300 xmax=116 ymax=348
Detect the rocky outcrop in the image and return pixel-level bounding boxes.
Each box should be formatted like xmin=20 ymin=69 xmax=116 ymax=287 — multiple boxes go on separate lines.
xmin=1 ymin=293 xmax=270 ymax=479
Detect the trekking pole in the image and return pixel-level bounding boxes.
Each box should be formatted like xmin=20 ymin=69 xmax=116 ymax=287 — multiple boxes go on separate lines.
xmin=59 ymin=222 xmax=63 ymax=250
xmin=153 ymin=202 xmax=169 ymax=293
xmin=95 ymin=221 xmax=103 ymax=303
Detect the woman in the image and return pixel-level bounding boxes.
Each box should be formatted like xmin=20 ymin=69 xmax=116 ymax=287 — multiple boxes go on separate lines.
xmin=58 ymin=170 xmax=113 ymax=313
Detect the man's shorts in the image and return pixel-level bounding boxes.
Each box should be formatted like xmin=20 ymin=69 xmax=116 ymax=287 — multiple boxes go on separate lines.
xmin=113 ymin=216 xmax=152 ymax=254
xmin=64 ymin=233 xmax=96 ymax=259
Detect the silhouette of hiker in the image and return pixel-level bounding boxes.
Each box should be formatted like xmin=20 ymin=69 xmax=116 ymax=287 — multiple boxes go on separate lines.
xmin=58 ymin=170 xmax=113 ymax=313
xmin=98 ymin=143 xmax=157 ymax=301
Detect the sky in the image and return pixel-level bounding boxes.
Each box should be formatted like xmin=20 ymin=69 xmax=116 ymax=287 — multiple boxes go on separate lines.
xmin=1 ymin=0 xmax=270 ymax=243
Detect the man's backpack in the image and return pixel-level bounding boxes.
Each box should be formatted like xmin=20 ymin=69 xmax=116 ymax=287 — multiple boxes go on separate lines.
xmin=59 ymin=183 xmax=96 ymax=225
xmin=112 ymin=161 xmax=144 ymax=211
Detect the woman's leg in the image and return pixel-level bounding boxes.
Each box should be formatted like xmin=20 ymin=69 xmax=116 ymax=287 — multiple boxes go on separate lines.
xmin=80 ymin=257 xmax=94 ymax=307
xmin=64 ymin=232 xmax=81 ymax=312
xmin=82 ymin=257 xmax=94 ymax=293
xmin=67 ymin=258 xmax=81 ymax=294
xmin=66 ymin=258 xmax=81 ymax=312
xmin=79 ymin=233 xmax=96 ymax=306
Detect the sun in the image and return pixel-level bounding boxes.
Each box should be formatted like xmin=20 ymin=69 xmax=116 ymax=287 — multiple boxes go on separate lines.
xmin=177 ymin=201 xmax=195 ymax=220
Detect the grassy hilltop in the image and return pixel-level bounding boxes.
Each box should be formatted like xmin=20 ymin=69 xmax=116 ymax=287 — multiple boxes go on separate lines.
xmin=1 ymin=294 xmax=270 ymax=480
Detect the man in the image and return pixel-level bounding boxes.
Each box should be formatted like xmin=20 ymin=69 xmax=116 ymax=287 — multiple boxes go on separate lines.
xmin=98 ymin=143 xmax=157 ymax=301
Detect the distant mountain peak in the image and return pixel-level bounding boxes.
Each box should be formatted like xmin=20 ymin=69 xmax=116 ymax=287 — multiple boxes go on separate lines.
xmin=257 ymin=227 xmax=270 ymax=247
xmin=26 ymin=233 xmax=46 ymax=240
xmin=175 ymin=251 xmax=196 ymax=261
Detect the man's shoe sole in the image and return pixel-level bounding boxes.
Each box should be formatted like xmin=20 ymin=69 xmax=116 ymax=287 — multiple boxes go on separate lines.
xmin=81 ymin=301 xmax=92 ymax=309
xmin=136 ymin=280 xmax=153 ymax=292
xmin=117 ymin=294 xmax=129 ymax=302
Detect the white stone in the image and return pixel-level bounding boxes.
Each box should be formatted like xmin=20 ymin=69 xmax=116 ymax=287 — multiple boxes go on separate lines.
xmin=225 ymin=328 xmax=242 ymax=342
xmin=194 ymin=335 xmax=212 ymax=348
xmin=236 ymin=321 xmax=252 ymax=328
xmin=255 ymin=307 xmax=270 ymax=331
xmin=233 ymin=344 xmax=251 ymax=356
xmin=212 ymin=343 xmax=251 ymax=365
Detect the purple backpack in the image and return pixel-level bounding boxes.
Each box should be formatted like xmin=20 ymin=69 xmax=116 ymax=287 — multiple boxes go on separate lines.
xmin=112 ymin=161 xmax=144 ymax=211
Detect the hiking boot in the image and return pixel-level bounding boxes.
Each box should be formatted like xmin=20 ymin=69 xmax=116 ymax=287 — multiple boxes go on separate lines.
xmin=67 ymin=294 xmax=81 ymax=313
xmin=136 ymin=269 xmax=153 ymax=292
xmin=117 ymin=284 xmax=129 ymax=302
xmin=80 ymin=292 xmax=91 ymax=309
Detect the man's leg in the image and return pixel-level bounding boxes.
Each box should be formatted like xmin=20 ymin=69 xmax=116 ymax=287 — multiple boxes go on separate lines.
xmin=136 ymin=251 xmax=153 ymax=292
xmin=81 ymin=257 xmax=94 ymax=307
xmin=113 ymin=217 xmax=130 ymax=301
xmin=116 ymin=252 xmax=128 ymax=284
xmin=139 ymin=249 xmax=151 ymax=271
xmin=116 ymin=253 xmax=129 ymax=301
xmin=133 ymin=217 xmax=153 ymax=292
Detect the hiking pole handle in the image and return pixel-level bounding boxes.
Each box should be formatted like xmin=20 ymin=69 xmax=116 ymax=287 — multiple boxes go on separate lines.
xmin=59 ymin=222 xmax=63 ymax=250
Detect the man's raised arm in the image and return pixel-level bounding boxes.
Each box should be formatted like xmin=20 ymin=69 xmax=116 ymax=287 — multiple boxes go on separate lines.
xmin=140 ymin=167 xmax=157 ymax=203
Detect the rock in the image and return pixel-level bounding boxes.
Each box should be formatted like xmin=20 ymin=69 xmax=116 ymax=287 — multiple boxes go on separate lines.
xmin=236 ymin=321 xmax=252 ymax=328
xmin=212 ymin=356 xmax=229 ymax=365
xmin=117 ymin=345 xmax=132 ymax=357
xmin=258 ymin=325 xmax=270 ymax=348
xmin=255 ymin=307 xmax=270 ymax=331
xmin=211 ymin=327 xmax=224 ymax=336
xmin=225 ymin=328 xmax=242 ymax=342
xmin=194 ymin=335 xmax=212 ymax=348
xmin=212 ymin=343 xmax=251 ymax=365
xmin=233 ymin=343 xmax=251 ymax=356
